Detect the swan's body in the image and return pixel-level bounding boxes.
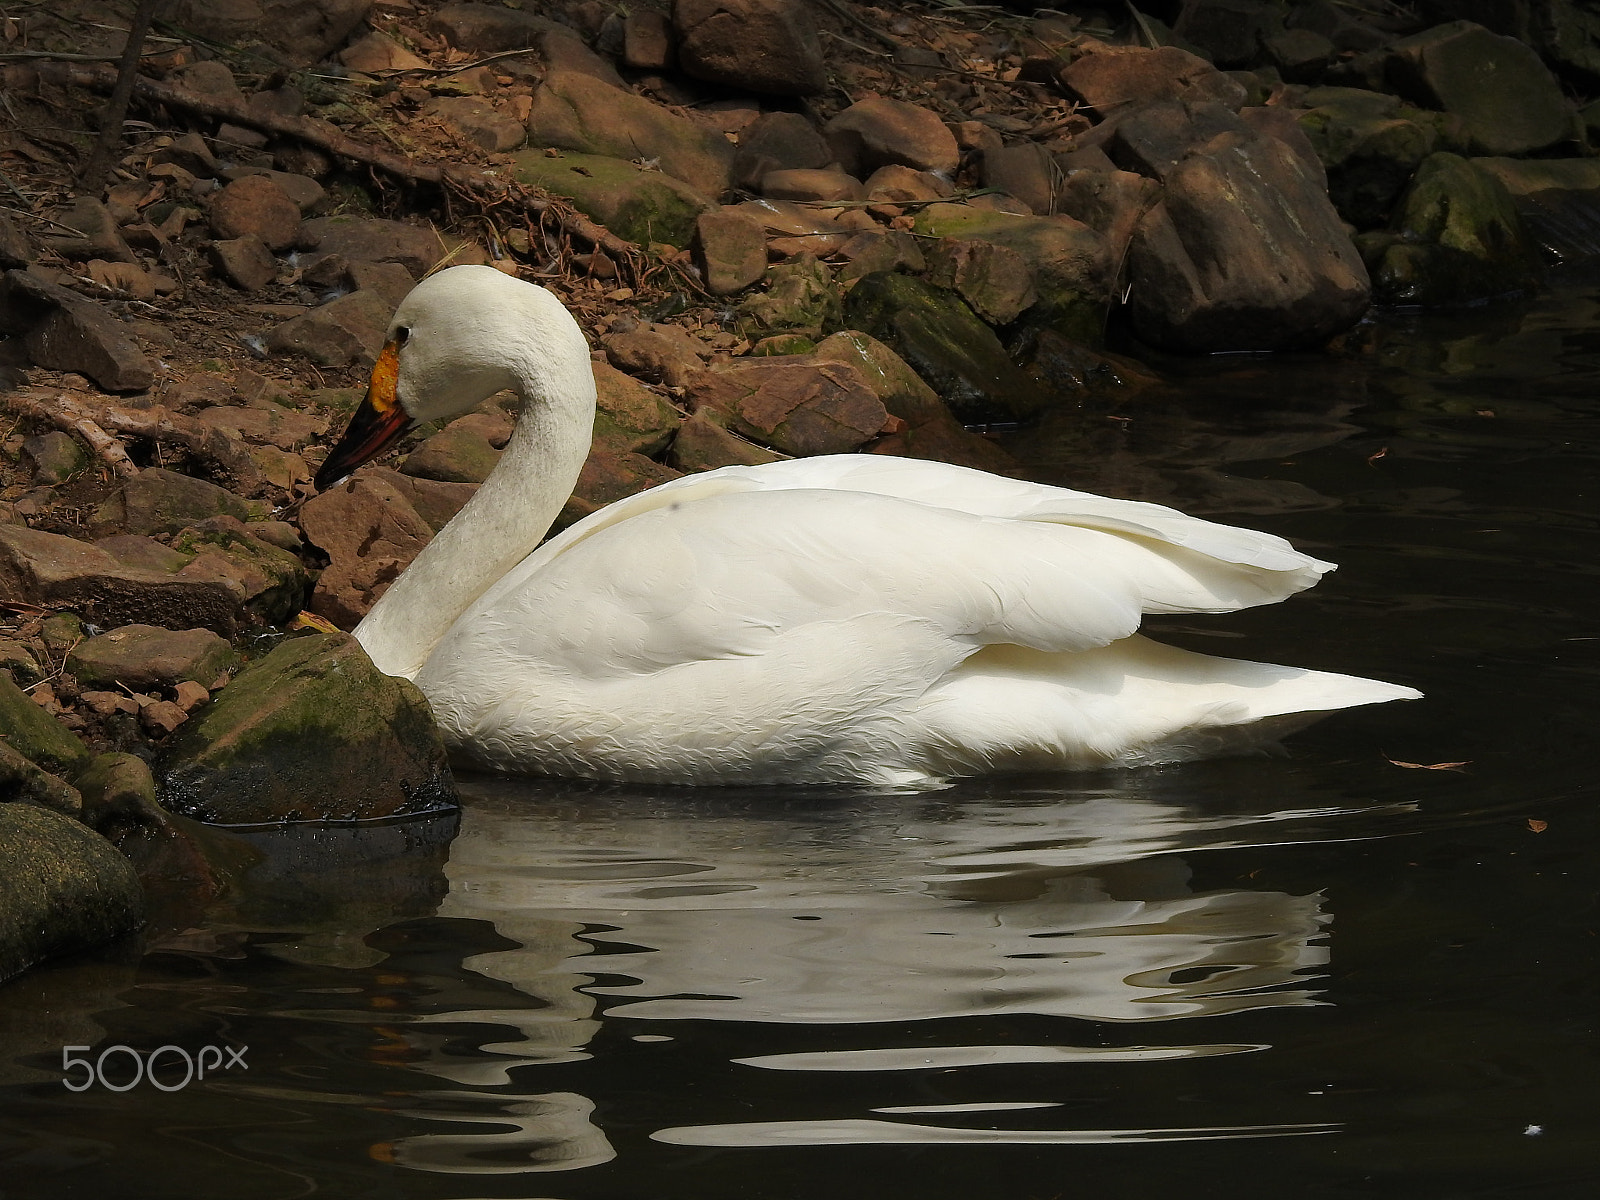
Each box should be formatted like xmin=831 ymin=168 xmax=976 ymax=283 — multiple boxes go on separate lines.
xmin=317 ymin=266 xmax=1420 ymax=787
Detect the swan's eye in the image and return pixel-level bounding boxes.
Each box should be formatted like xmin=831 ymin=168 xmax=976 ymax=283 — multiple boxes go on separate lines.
xmin=395 ymin=325 xmax=412 ymax=347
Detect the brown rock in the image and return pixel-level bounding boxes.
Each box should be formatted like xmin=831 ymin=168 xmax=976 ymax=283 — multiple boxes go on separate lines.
xmin=528 ymin=69 xmax=735 ymax=198
xmin=539 ymin=27 xmax=629 ymax=88
xmin=209 ymin=175 xmax=301 ymax=252
xmin=139 ymin=700 xmax=189 ymax=736
xmin=401 ymin=412 xmax=509 ymax=484
xmin=1054 ymin=167 xmax=1160 ymax=267
xmin=923 ymin=239 xmax=1040 ymax=326
xmin=810 ymin=329 xmax=947 ymax=427
xmin=431 ymin=2 xmax=554 ymax=52
xmin=689 ymin=357 xmax=889 ymax=456
xmin=732 ymin=112 xmax=832 ymax=191
xmin=981 ymin=143 xmax=1058 ymax=215
xmin=67 ymin=625 xmax=236 ymax=693
xmin=347 ymin=259 xmax=416 ymax=308
xmin=592 ymin=362 xmax=683 ymax=455
xmin=341 ymin=30 xmax=429 ymax=72
xmin=604 ymin=322 xmax=711 ymax=388
xmin=299 ymin=216 xmax=446 ymax=279
xmin=194 ymin=402 xmax=325 ymax=451
xmin=299 ymin=473 xmax=436 ymax=626
xmin=365 ymin=467 xmax=479 ymax=532
xmin=862 ymin=164 xmax=953 ymax=205
xmin=426 ymin=96 xmax=527 ymax=152
xmin=869 ymin=419 xmax=1017 ymax=474
xmin=624 ymin=10 xmax=675 ymax=69
xmin=84 ymin=260 xmax=160 ymax=301
xmin=835 ymin=230 xmax=926 ymax=282
xmin=674 ymin=0 xmax=826 ymax=96
xmin=762 ymin=168 xmax=863 ymax=203
xmin=694 ymin=209 xmax=769 ymax=294
xmin=1127 ymin=130 xmax=1371 ymax=351
xmin=0 ymin=525 xmax=244 ymax=635
xmin=825 ymin=98 xmax=959 ymax=177
xmin=667 ymin=406 xmax=784 ymax=471
xmin=1109 ymin=100 xmax=1251 ymax=181
xmin=173 ymin=680 xmax=211 ymax=712
xmin=0 ymin=270 xmax=154 ymax=393
xmin=41 ymin=198 xmax=136 ymax=264
xmin=218 ymin=167 xmax=327 ymax=214
xmin=265 ymin=290 xmax=394 ymax=367
xmin=209 ymin=235 xmax=279 ymax=291
xmin=102 ymin=468 xmax=265 ymax=536
xmin=0 ymin=212 xmax=32 ymax=268
xmin=1058 ymin=44 xmax=1248 ymax=118
xmin=152 ymin=131 xmax=218 ymax=177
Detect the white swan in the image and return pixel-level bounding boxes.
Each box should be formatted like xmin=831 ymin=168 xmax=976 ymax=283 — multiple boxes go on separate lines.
xmin=314 ymin=265 xmax=1420 ymax=787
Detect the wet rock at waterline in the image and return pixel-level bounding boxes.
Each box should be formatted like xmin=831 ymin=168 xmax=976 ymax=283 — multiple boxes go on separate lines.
xmin=158 ymin=632 xmax=456 ymax=825
xmin=0 ymin=804 xmax=143 ymax=984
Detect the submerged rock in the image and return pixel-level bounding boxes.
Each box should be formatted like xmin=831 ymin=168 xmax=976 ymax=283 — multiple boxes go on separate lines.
xmin=0 ymin=804 xmax=143 ymax=984
xmin=159 ymin=632 xmax=456 ymax=825
xmin=1369 ymin=152 xmax=1540 ymax=306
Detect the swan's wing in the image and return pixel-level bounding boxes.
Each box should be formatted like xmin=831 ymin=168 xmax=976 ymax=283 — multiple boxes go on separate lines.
xmin=470 ymin=455 xmax=1332 ymax=624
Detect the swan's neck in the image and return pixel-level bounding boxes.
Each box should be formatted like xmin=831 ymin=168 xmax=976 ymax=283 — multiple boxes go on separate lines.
xmin=354 ymin=360 xmax=596 ymax=679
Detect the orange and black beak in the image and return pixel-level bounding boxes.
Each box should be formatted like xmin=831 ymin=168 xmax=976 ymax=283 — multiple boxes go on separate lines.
xmin=314 ymin=340 xmax=415 ymax=491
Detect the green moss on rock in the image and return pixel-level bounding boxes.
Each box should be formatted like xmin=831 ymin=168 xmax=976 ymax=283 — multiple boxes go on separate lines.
xmin=0 ymin=804 xmax=143 ymax=983
xmin=158 ymin=632 xmax=455 ymax=825
xmin=511 ymin=150 xmax=715 ymax=249
xmin=0 ymin=671 xmax=91 ymax=778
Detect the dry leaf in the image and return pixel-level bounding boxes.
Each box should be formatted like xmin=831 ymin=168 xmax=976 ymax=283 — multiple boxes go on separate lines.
xmin=1386 ymin=758 xmax=1471 ymax=771
xmin=1528 ymin=819 xmax=1548 ymax=833
xmin=1366 ymin=446 xmax=1388 ymax=465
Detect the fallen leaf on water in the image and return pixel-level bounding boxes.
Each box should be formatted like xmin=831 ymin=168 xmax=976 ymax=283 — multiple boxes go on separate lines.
xmin=1386 ymin=757 xmax=1471 ymax=771
xmin=1528 ymin=819 xmax=1548 ymax=833
xmin=1366 ymin=446 xmax=1388 ymax=465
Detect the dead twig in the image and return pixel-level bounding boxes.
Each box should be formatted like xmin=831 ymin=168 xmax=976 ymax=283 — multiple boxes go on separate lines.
xmin=3 ymin=389 xmax=139 ymax=478
xmin=78 ymin=0 xmax=163 ymax=192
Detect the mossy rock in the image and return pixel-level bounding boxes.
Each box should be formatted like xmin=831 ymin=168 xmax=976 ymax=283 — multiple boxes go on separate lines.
xmin=1376 ymin=152 xmax=1540 ymax=306
xmin=1297 ymin=90 xmax=1457 ymax=229
xmin=0 ymin=804 xmax=143 ymax=983
xmin=0 ymin=740 xmax=82 ymax=816
xmin=734 ymin=254 xmax=842 ymax=342
xmin=510 ymin=150 xmax=715 ymax=249
xmin=911 ymin=204 xmax=1109 ymax=342
xmin=158 ymin=632 xmax=455 ymax=825
xmin=0 ymin=671 xmax=91 ymax=778
xmin=842 ymin=272 xmax=1050 ymax=422
xmin=168 ymin=525 xmax=312 ymax=626
xmin=97 ymin=468 xmax=269 ymax=536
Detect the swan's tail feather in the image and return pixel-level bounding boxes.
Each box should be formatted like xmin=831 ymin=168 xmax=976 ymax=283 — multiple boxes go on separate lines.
xmin=905 ymin=635 xmax=1421 ymax=776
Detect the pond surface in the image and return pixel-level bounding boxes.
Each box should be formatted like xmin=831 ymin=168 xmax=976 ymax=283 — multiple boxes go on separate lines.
xmin=3 ymin=285 xmax=1597 ymax=1199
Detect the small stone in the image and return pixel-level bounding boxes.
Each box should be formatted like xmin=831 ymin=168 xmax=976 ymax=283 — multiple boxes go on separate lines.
xmin=624 ymin=10 xmax=675 ymax=69
xmin=426 ymin=96 xmax=527 ymax=152
xmin=218 ymin=167 xmax=327 ymax=214
xmin=604 ymin=322 xmax=711 ymax=388
xmin=348 ymin=260 xmax=417 ymax=308
xmin=825 ymin=97 xmax=960 ymax=177
xmin=139 ymin=699 xmax=189 ymax=735
xmin=0 ymin=269 xmax=154 ymax=393
xmin=401 ymin=412 xmax=507 ymax=484
xmin=41 ymin=197 xmax=136 ymax=264
xmin=173 ymin=680 xmax=211 ymax=711
xmin=732 ymin=111 xmax=832 ymax=191
xmin=209 ymin=235 xmax=279 ymax=291
xmin=431 ymin=2 xmax=555 ymax=52
xmin=21 ymin=431 xmax=88 ymax=485
xmin=299 ymin=216 xmax=446 ymax=279
xmin=341 ymin=30 xmax=429 ymax=72
xmin=81 ymin=690 xmax=139 ymax=716
xmin=84 ymin=259 xmax=159 ymax=300
xmin=761 ymin=168 xmax=863 ymax=203
xmin=209 ymin=175 xmax=301 ymax=252
xmin=694 ymin=209 xmax=768 ymax=295
xmin=151 ymin=131 xmax=218 ymax=177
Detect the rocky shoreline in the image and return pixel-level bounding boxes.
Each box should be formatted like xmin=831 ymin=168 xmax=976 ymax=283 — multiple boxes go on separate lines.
xmin=4 ymin=0 xmax=1600 ymax=982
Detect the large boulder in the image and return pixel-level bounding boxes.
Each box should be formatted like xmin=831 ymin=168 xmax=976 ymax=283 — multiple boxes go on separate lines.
xmin=1125 ymin=130 xmax=1371 ymax=352
xmin=527 ymin=69 xmax=734 ymax=199
xmin=673 ymin=0 xmax=826 ymax=96
xmin=299 ymin=472 xmax=436 ymax=627
xmin=265 ymin=290 xmax=394 ymax=367
xmin=0 ymin=805 xmax=143 ymax=983
xmin=159 ymin=632 xmax=455 ymax=824
xmin=1384 ymin=21 xmax=1573 ymax=156
xmin=687 ymin=356 xmax=889 ymax=456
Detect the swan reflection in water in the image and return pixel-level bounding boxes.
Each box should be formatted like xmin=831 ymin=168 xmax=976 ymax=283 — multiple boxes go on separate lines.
xmin=386 ymin=775 xmax=1388 ymax=1173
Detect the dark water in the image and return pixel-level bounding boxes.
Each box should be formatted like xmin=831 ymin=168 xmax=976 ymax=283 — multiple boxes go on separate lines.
xmin=3 ymin=285 xmax=1598 ymax=1199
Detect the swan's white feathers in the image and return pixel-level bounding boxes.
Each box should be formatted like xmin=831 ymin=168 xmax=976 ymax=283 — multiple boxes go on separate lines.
xmin=344 ymin=266 xmax=1421 ymax=785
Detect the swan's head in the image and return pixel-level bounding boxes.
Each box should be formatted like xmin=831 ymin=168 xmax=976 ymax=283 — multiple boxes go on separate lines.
xmin=314 ymin=265 xmax=589 ymax=491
